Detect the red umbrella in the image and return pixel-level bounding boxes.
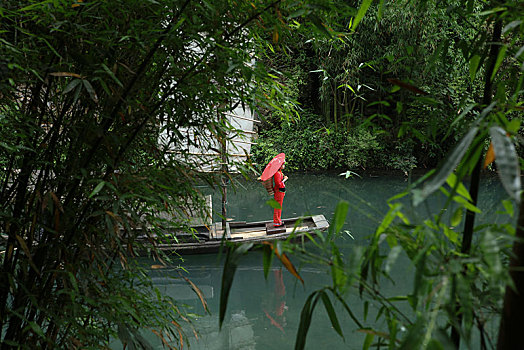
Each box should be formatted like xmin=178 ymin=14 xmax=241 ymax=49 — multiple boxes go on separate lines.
xmin=260 ymin=153 xmax=285 ymax=181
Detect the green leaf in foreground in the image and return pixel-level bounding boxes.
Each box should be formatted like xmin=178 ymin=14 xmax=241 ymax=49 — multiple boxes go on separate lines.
xmin=413 ymin=126 xmax=478 ymax=206
xmin=320 ymin=290 xmax=344 ymax=339
xmin=295 ymin=291 xmax=320 ymax=350
xmin=352 ymin=0 xmax=373 ymax=32
xmin=490 ymin=126 xmax=521 ymax=202
xmin=219 ymin=243 xmax=253 ymax=329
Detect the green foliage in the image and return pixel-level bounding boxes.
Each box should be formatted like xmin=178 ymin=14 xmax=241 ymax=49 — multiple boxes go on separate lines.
xmin=252 ymin=113 xmax=382 ymax=171
xmin=0 ymin=0 xmax=357 ymax=348
xmin=225 ymin=0 xmax=524 ymax=349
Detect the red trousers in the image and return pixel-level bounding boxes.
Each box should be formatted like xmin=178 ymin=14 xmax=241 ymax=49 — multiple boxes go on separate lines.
xmin=273 ymin=190 xmax=285 ymax=225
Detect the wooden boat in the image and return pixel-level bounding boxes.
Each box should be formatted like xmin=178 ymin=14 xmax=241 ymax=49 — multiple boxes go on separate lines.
xmin=148 ymin=215 xmax=329 ymax=255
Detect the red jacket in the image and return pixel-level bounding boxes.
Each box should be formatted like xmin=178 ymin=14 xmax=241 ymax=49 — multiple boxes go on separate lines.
xmin=274 ymin=170 xmax=286 ymax=192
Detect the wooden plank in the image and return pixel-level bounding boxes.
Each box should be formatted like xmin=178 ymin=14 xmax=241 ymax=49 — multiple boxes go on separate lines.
xmin=229 ymin=221 xmax=247 ymax=228
xmin=225 ymin=222 xmax=231 ymax=239
xmin=266 ymin=223 xmax=286 ymax=235
xmin=312 ymin=215 xmax=329 ymax=229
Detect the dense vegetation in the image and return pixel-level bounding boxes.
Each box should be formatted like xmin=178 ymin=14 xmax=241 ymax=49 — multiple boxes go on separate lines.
xmin=223 ymin=1 xmax=524 ymax=350
xmin=251 ymin=1 xmax=522 ymax=174
xmin=0 ymin=0 xmax=353 ymax=348
xmin=1 ymin=0 xmax=523 ymax=349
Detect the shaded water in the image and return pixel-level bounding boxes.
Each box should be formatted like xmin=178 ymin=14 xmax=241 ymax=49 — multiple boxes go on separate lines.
xmin=119 ymin=172 xmax=511 ymax=349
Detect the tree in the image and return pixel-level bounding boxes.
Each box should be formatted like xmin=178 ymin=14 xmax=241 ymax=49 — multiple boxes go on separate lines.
xmin=0 ymin=0 xmax=353 ymax=348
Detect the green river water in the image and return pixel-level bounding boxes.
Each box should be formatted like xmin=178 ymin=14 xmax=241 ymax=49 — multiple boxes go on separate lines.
xmin=112 ymin=172 xmax=510 ymax=349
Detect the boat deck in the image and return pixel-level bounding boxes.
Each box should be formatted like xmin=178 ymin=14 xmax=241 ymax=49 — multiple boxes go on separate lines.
xmin=148 ymin=215 xmax=329 ymax=255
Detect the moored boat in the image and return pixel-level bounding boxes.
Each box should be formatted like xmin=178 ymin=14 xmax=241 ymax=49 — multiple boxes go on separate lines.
xmin=144 ymin=215 xmax=329 ymax=255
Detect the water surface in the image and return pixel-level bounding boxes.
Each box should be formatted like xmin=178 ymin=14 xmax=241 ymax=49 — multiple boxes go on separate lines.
xmin=121 ymin=172 xmax=511 ymax=349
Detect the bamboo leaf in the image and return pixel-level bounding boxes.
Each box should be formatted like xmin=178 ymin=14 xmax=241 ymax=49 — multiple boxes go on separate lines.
xmin=89 ymin=181 xmax=106 ymax=198
xmin=50 ymin=71 xmax=83 ymax=78
xmin=63 ymin=79 xmax=81 ymax=94
xmin=445 ymin=173 xmax=472 ymax=201
xmin=385 ymin=246 xmax=402 ymax=274
xmin=413 ymin=126 xmax=478 ymax=206
xmin=502 ymin=199 xmax=514 ymax=217
xmin=308 ymin=14 xmax=331 ymax=37
xmin=491 ymin=46 xmax=507 ymax=81
xmin=15 ymin=235 xmax=40 ymax=276
xmin=268 ymin=242 xmax=304 ymax=284
xmin=503 ymin=20 xmax=522 ymax=34
xmin=219 ymin=243 xmax=252 ymax=329
xmin=101 ymin=63 xmax=123 ymax=88
xmin=295 ymin=291 xmax=320 ymax=350
xmin=330 ymin=289 xmax=364 ymax=328
xmin=83 ymin=79 xmax=98 ymax=103
xmin=351 ymin=0 xmax=373 ymax=32
xmin=320 ymin=291 xmax=344 ymax=339
xmin=266 ymin=199 xmax=281 ymax=209
xmin=329 ymin=200 xmax=349 ymax=237
xmin=363 ymin=332 xmax=374 ymax=350
xmin=451 ymin=207 xmax=463 ymax=227
xmin=28 ymin=321 xmax=45 ymax=338
xmin=490 ymin=126 xmax=521 ymax=202
xmin=182 ymin=275 xmax=210 ymax=314
xmin=484 ymin=142 xmax=495 ymax=168
xmin=469 ymin=55 xmax=481 ymax=82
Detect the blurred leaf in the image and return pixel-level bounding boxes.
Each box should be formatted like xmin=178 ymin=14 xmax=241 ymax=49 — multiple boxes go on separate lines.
xmin=329 ymin=200 xmax=349 ymax=237
xmin=266 ymin=199 xmax=281 ymax=209
xmin=308 ymin=14 xmax=331 ymax=37
xmin=83 ymin=79 xmax=98 ymax=103
xmin=182 ymin=275 xmax=210 ymax=314
xmin=469 ymin=55 xmax=481 ymax=82
xmin=451 ymin=207 xmax=463 ymax=227
xmin=16 ymin=235 xmax=40 ymax=276
xmin=445 ymin=173 xmax=472 ymax=201
xmin=398 ymin=317 xmax=425 ymax=349
xmin=375 ymin=203 xmax=402 ymax=238
xmin=320 ymin=291 xmax=344 ymax=339
xmin=102 ymin=63 xmax=123 ymax=88
xmin=385 ymin=246 xmax=402 ymax=274
xmin=89 ymin=181 xmax=106 ymax=198
xmin=490 ymin=126 xmax=521 ymax=202
xmin=50 ymin=71 xmax=83 ymax=78
xmin=219 ymin=243 xmax=253 ymax=329
xmin=351 ymin=0 xmax=373 ymax=32
xmin=27 ymin=321 xmax=45 ymax=338
xmin=506 ymin=118 xmax=521 ymax=134
xmin=63 ymin=79 xmax=81 ymax=94
xmin=376 ymin=0 xmax=385 ymax=21
xmin=413 ymin=126 xmax=478 ymax=206
xmin=502 ymin=199 xmax=514 ymax=217
xmin=484 ymin=142 xmax=495 ymax=168
xmin=387 ymin=78 xmax=428 ymax=95
xmin=266 ymin=242 xmax=304 ymax=284
xmin=363 ymin=332 xmax=374 ymax=350
xmin=491 ymin=46 xmax=507 ymax=82
xmin=503 ymin=20 xmax=523 ymax=34
xmin=331 ymin=245 xmax=347 ymax=289
xmin=295 ymin=291 xmax=320 ymax=350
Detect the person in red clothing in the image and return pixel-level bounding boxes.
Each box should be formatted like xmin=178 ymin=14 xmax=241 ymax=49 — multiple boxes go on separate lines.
xmin=273 ymin=162 xmax=288 ymax=227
